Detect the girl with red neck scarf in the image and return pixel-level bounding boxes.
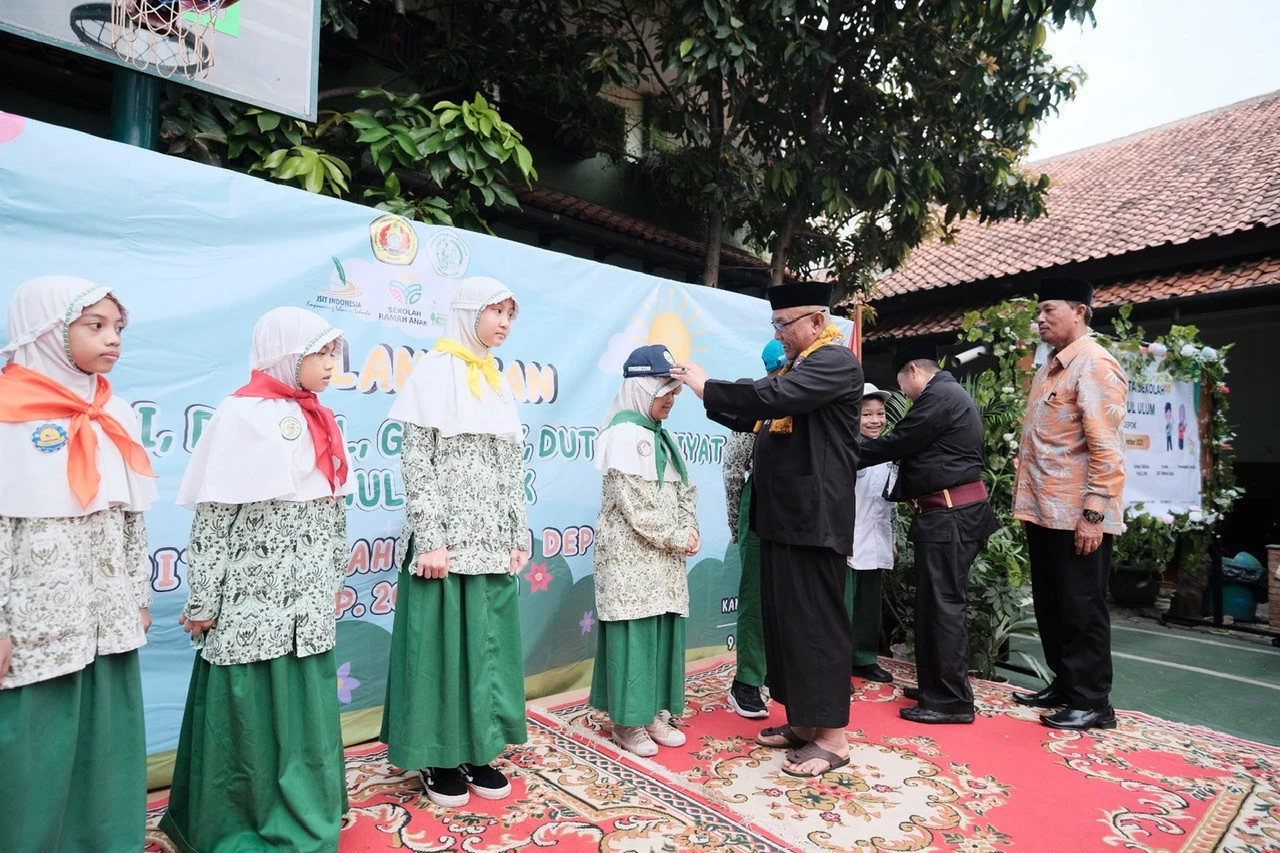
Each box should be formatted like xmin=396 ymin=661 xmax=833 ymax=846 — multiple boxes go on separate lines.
xmin=160 ymin=307 xmax=353 ymax=853
xmin=0 ymin=274 xmax=158 ymax=853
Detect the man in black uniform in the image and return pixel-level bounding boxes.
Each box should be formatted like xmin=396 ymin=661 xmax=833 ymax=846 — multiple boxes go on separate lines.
xmin=859 ymin=344 xmax=997 ymax=724
xmin=676 ymin=280 xmax=863 ymax=777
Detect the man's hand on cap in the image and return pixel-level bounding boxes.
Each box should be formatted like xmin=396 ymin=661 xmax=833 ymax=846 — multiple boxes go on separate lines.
xmin=674 ymin=362 xmax=708 ymax=398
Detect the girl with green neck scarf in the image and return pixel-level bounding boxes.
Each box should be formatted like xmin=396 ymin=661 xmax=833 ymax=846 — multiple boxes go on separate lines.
xmin=590 ymin=345 xmax=700 ymax=757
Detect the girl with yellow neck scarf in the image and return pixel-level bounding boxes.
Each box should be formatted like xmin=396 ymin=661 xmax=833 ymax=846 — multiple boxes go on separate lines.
xmin=382 ymin=276 xmax=531 ymax=809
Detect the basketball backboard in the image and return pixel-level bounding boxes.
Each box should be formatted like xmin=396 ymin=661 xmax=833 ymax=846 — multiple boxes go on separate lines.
xmin=0 ymin=0 xmax=320 ymax=119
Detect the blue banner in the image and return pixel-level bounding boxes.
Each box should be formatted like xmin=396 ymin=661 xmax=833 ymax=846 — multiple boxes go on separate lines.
xmin=0 ymin=112 xmax=851 ymax=755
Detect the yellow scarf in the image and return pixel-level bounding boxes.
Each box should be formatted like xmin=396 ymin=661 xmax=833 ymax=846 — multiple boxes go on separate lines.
xmin=434 ymin=338 xmax=503 ymax=398
xmin=755 ymin=323 xmax=846 ymax=435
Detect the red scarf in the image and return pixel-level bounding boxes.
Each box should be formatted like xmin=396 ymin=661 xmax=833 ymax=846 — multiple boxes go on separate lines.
xmin=233 ymin=370 xmax=349 ymax=493
xmin=0 ymin=362 xmax=156 ymax=508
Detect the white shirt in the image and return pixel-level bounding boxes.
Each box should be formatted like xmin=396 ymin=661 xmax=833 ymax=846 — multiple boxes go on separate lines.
xmin=849 ymin=461 xmax=896 ymax=571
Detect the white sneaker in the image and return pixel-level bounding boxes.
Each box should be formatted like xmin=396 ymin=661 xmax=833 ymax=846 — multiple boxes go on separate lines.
xmin=611 ymin=724 xmax=659 ymax=757
xmin=646 ymin=716 xmax=687 ymax=748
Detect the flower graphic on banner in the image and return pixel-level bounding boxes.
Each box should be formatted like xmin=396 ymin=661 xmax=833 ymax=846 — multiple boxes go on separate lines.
xmin=579 ymin=611 xmax=596 ymax=634
xmin=336 ymin=661 xmax=361 ymax=704
xmin=524 ymin=562 xmax=553 ymax=593
xmin=0 ymin=112 xmax=25 ymax=144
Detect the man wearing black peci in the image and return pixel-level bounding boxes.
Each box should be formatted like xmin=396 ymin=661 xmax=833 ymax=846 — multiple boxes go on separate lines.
xmin=858 ymin=344 xmax=998 ymax=724
xmin=674 ymin=280 xmax=863 ymax=777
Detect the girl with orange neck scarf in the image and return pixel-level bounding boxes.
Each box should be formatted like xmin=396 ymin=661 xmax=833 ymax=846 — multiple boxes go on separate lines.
xmin=0 ymin=274 xmax=158 ymax=853
xmin=159 ymin=307 xmax=354 ymax=853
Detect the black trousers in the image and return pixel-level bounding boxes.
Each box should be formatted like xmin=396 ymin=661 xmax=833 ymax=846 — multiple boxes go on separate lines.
xmin=1025 ymin=522 xmax=1114 ymax=710
xmin=759 ymin=539 xmax=852 ymax=729
xmin=909 ymin=501 xmax=997 ymax=715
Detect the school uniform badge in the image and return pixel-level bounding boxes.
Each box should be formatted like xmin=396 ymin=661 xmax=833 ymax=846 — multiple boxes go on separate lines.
xmin=280 ymin=416 xmax=303 ymax=441
xmin=31 ymin=423 xmax=69 ymax=452
xmin=637 ymin=439 xmax=653 ymax=457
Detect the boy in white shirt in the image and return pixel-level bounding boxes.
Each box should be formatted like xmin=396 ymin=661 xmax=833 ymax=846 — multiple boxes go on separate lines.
xmin=849 ymin=383 xmax=898 ymax=684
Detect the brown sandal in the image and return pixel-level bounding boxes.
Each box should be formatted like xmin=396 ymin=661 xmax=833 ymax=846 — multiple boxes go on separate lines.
xmin=781 ymin=741 xmax=850 ymax=778
xmin=756 ymin=724 xmax=809 ymax=759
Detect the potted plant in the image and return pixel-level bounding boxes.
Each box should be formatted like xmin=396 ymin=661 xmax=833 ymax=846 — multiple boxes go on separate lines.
xmin=1109 ymin=504 xmax=1175 ymax=608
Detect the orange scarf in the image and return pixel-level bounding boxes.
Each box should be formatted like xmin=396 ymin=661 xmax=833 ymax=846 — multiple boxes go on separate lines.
xmin=0 ymin=362 xmax=156 ymax=508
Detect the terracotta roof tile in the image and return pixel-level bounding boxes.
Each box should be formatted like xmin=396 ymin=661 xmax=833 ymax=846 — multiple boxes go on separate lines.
xmin=874 ymin=91 xmax=1280 ymax=298
xmin=512 ymin=184 xmax=769 ymax=270
xmin=865 ymin=255 xmax=1280 ymax=342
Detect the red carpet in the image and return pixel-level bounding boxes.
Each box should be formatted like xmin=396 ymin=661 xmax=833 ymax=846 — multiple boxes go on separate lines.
xmin=144 ymin=655 xmax=1280 ymax=851
xmin=538 ymin=656 xmax=1280 ymax=852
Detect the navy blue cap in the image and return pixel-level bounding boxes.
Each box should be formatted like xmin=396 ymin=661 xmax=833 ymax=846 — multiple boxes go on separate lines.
xmin=623 ymin=344 xmax=676 ymax=378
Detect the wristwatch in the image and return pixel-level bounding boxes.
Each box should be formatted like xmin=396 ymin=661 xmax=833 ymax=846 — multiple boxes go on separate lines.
xmin=1082 ymin=509 xmax=1104 ymax=524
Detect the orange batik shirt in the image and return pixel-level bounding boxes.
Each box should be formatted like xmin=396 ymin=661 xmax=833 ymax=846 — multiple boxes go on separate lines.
xmin=1013 ymin=334 xmax=1129 ymax=535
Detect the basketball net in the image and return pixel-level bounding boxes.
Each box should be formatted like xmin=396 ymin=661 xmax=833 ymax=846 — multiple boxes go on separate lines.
xmin=109 ymin=0 xmax=227 ymax=78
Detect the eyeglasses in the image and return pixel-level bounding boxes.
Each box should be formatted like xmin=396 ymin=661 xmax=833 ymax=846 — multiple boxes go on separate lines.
xmin=771 ymin=311 xmax=820 ymax=332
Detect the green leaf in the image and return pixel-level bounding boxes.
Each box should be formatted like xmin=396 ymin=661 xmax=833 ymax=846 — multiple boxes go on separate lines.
xmin=513 ymin=144 xmax=534 ymax=175
xmin=256 ymin=113 xmax=281 ymax=133
xmin=275 ymin=157 xmax=309 ymax=181
xmin=492 ymin=183 xmax=518 ymax=207
xmin=1032 ymin=23 xmax=1047 ymax=51
xmin=304 ymin=165 xmax=324 ymax=194
xmin=447 ymin=147 xmax=470 ymax=172
xmin=679 ymin=37 xmax=696 ymax=58
xmin=260 ymin=148 xmax=289 ymax=170
xmin=356 ymin=126 xmax=391 ymax=143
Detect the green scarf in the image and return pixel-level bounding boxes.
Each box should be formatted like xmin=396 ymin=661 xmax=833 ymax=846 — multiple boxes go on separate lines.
xmin=606 ymin=409 xmax=689 ymax=487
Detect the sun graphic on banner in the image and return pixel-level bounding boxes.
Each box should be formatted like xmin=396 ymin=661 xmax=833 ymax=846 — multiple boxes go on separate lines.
xmin=629 ymin=290 xmax=710 ymax=363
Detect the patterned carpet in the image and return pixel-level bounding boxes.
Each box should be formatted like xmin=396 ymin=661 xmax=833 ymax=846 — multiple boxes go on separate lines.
xmin=144 ymin=655 xmax=1280 ymax=852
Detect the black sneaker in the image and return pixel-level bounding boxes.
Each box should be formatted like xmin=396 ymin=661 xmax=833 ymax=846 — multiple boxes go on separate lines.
xmin=421 ymin=766 xmax=470 ymax=808
xmin=460 ymin=763 xmax=513 ymax=800
xmin=728 ymin=680 xmax=769 ymax=719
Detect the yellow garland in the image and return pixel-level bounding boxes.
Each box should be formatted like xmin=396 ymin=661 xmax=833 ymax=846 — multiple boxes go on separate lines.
xmin=755 ymin=323 xmax=847 ymax=435
xmin=433 ymin=338 xmax=503 ymax=398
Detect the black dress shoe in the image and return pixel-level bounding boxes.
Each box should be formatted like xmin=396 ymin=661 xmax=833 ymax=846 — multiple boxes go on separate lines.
xmin=1011 ymin=686 xmax=1067 ymax=709
xmin=900 ymin=705 xmax=975 ymax=725
xmin=902 ymin=687 xmax=920 ymax=701
xmin=1041 ymin=706 xmax=1117 ymax=731
xmin=851 ymin=663 xmax=894 ymax=683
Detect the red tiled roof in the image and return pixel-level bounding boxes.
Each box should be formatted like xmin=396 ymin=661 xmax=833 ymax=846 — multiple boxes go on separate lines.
xmin=865 ymin=255 xmax=1280 ymax=342
xmin=874 ymin=91 xmax=1280 ymax=298
xmin=512 ymin=184 xmax=769 ymax=270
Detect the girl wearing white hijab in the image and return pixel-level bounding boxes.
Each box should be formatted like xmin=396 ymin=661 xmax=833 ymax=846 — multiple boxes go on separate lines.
xmin=382 ymin=276 xmax=531 ymax=809
xmin=590 ymin=344 xmax=700 ymax=757
xmin=0 ymin=275 xmax=157 ymax=853
xmin=159 ymin=307 xmax=353 ymax=853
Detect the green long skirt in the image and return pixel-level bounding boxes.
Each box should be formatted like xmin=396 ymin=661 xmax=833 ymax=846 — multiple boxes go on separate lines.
xmin=159 ymin=649 xmax=347 ymax=853
xmin=0 ymin=651 xmax=146 ymax=853
xmin=380 ymin=568 xmax=528 ymax=769
xmin=589 ymin=613 xmax=686 ymax=727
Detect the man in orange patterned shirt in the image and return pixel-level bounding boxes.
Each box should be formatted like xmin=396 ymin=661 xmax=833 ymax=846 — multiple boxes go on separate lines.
xmin=1013 ymin=277 xmax=1128 ymax=731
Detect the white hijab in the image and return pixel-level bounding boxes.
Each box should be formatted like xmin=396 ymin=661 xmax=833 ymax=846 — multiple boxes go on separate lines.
xmin=388 ymin=276 xmax=523 ymax=443
xmin=0 ymin=275 xmax=158 ymax=517
xmin=176 ymin=307 xmax=353 ymax=509
xmin=594 ymin=375 xmax=681 ymax=481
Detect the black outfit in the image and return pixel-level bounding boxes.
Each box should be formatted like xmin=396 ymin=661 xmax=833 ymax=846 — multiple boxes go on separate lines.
xmin=705 ymin=344 xmax=863 ymax=728
xmin=1024 ymin=524 xmax=1114 ymax=710
xmin=859 ymin=371 xmax=997 ymax=715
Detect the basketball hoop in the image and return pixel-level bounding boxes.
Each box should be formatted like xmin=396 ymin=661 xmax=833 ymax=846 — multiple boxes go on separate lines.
xmin=70 ymin=0 xmax=230 ymax=79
